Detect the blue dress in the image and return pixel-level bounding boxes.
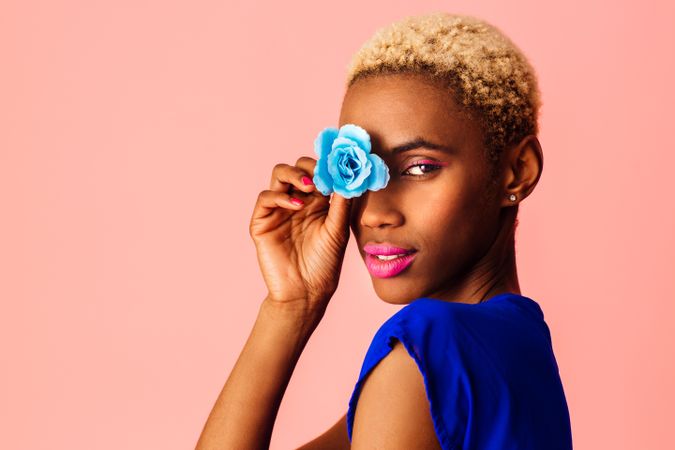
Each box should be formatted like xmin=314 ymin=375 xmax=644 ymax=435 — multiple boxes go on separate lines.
xmin=346 ymin=292 xmax=573 ymax=449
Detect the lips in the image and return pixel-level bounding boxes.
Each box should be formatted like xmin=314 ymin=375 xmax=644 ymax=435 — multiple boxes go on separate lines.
xmin=363 ymin=242 xmax=417 ymax=278
xmin=363 ymin=243 xmax=416 ymax=256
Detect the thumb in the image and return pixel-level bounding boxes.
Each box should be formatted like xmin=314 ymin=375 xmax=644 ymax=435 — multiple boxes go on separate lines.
xmin=325 ymin=191 xmax=353 ymax=237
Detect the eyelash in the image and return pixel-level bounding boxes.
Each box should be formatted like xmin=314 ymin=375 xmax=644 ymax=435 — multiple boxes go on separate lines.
xmin=401 ymin=161 xmax=444 ymax=177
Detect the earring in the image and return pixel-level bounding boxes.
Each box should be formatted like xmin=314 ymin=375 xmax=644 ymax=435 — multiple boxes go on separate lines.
xmin=508 ymin=194 xmax=517 ymax=201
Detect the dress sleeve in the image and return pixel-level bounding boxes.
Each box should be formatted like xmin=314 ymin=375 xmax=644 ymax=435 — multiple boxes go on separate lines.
xmin=346 ymin=299 xmax=465 ymax=449
xmin=346 ymin=295 xmax=573 ymax=449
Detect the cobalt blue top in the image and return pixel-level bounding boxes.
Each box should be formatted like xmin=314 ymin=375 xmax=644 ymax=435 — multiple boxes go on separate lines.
xmin=346 ymin=292 xmax=573 ymax=449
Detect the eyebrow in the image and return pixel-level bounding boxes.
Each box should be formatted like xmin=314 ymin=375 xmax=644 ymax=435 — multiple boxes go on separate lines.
xmin=388 ymin=137 xmax=456 ymax=155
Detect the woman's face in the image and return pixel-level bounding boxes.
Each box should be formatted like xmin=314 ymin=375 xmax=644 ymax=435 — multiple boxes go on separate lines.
xmin=339 ymin=73 xmax=510 ymax=304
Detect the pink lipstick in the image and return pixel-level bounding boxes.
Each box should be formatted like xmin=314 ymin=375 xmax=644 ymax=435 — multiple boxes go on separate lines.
xmin=363 ymin=243 xmax=417 ymax=278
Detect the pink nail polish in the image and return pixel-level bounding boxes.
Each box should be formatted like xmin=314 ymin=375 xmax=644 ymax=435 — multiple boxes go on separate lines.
xmin=301 ymin=176 xmax=313 ymax=186
xmin=290 ymin=197 xmax=304 ymax=206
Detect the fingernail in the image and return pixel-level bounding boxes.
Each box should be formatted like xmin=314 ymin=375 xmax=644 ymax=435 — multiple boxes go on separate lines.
xmin=290 ymin=197 xmax=304 ymax=206
xmin=301 ymin=176 xmax=313 ymax=186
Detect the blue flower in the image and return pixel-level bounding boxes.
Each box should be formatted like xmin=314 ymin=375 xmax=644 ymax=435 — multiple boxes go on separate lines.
xmin=312 ymin=124 xmax=390 ymax=199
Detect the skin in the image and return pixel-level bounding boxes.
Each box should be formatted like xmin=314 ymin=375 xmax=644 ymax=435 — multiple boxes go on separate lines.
xmin=194 ymin=72 xmax=543 ymax=449
xmin=344 ymin=72 xmax=542 ymax=305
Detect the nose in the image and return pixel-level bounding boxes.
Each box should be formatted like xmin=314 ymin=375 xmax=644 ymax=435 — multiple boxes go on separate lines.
xmin=354 ymin=187 xmax=404 ymax=230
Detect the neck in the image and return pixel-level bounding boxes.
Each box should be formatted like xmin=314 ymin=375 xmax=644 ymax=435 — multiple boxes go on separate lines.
xmin=428 ymin=207 xmax=521 ymax=304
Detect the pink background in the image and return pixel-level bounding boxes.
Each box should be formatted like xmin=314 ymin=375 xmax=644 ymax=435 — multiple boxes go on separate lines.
xmin=2 ymin=1 xmax=674 ymax=449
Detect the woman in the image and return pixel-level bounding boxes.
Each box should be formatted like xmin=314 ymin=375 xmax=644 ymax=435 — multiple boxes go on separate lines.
xmin=196 ymin=12 xmax=572 ymax=449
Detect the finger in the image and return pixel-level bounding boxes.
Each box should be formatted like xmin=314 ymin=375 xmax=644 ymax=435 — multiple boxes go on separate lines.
xmin=294 ymin=156 xmax=317 ymax=178
xmin=269 ymin=162 xmax=316 ymax=194
xmin=294 ymin=156 xmax=328 ymax=198
xmin=251 ymin=189 xmax=305 ymax=221
xmin=324 ymin=191 xmax=353 ymax=237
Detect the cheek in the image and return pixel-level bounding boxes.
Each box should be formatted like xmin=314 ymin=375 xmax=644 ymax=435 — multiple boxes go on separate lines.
xmin=405 ymin=183 xmax=461 ymax=238
xmin=406 ymin=172 xmax=467 ymax=219
xmin=404 ymin=173 xmax=484 ymax=252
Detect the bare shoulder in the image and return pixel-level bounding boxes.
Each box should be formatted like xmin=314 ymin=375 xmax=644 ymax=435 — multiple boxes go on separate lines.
xmin=351 ymin=340 xmax=442 ymax=449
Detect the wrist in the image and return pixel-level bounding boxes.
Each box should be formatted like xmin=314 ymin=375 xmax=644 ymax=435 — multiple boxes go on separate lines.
xmin=259 ymin=296 xmax=326 ymax=338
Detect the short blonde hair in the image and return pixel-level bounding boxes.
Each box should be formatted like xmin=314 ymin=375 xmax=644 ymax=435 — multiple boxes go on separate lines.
xmin=345 ymin=12 xmax=541 ymax=175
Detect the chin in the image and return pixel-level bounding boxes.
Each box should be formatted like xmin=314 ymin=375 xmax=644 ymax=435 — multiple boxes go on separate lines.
xmin=371 ymin=281 xmax=419 ymax=305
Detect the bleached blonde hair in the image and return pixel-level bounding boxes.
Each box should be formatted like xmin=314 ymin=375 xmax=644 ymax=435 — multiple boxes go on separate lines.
xmin=345 ymin=12 xmax=541 ymax=178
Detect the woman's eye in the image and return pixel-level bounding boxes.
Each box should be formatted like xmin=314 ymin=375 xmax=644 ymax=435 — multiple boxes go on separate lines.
xmin=401 ymin=162 xmax=443 ymax=177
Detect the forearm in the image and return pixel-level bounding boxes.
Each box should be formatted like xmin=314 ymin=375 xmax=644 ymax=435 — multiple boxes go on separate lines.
xmin=196 ymin=297 xmax=324 ymax=450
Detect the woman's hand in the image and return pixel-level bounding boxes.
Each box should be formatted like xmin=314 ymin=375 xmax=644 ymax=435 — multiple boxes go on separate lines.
xmin=249 ymin=156 xmax=352 ymax=316
xmin=196 ymin=157 xmax=351 ymax=450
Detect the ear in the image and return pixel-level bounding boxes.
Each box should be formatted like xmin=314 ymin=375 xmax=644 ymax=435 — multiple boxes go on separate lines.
xmin=501 ymin=135 xmax=544 ymax=207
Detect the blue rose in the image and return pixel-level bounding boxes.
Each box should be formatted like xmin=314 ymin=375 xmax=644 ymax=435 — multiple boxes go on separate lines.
xmin=312 ymin=124 xmax=390 ymax=199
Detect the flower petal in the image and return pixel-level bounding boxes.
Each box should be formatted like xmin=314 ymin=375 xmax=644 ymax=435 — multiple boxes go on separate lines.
xmin=333 ymin=183 xmax=362 ymax=199
xmin=327 ymin=147 xmax=348 ymax=187
xmin=337 ymin=124 xmax=371 ymax=153
xmin=331 ymin=136 xmax=359 ymax=152
xmin=313 ymin=144 xmax=335 ymax=196
xmin=314 ymin=127 xmax=339 ymax=159
xmin=349 ymin=148 xmax=372 ymax=189
xmin=366 ymin=153 xmax=390 ymax=191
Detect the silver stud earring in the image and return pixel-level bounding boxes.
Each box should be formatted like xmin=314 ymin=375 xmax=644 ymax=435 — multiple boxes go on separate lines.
xmin=508 ymin=194 xmax=517 ymax=201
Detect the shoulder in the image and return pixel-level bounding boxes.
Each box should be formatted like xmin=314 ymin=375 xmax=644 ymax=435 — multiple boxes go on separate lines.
xmin=377 ymin=298 xmax=463 ymax=340
xmin=350 ymin=339 xmax=442 ymax=449
xmin=347 ymin=299 xmax=459 ymax=447
xmin=347 ymin=294 xmax=567 ymax=448
xmin=382 ymin=298 xmax=466 ymax=351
